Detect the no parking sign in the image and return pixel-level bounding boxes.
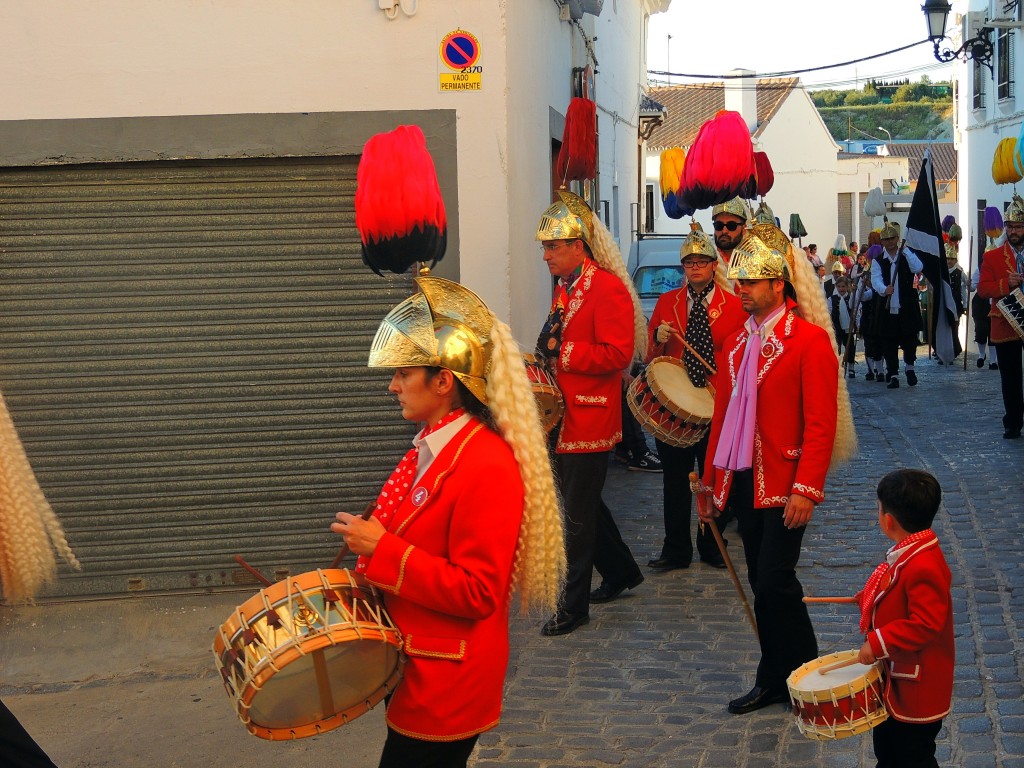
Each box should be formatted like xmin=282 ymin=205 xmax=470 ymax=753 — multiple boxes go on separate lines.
xmin=439 ymin=29 xmax=483 ymax=92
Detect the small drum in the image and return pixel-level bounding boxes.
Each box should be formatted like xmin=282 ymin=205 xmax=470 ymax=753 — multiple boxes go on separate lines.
xmin=996 ymin=287 xmax=1024 ymax=341
xmin=787 ymin=650 xmax=888 ymax=741
xmin=213 ymin=568 xmax=404 ymax=740
xmin=523 ymin=352 xmax=564 ymax=433
xmin=627 ymin=356 xmax=714 ymax=448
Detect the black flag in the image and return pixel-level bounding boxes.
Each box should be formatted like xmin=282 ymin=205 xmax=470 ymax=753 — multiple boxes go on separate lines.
xmin=905 ymin=149 xmax=957 ymax=364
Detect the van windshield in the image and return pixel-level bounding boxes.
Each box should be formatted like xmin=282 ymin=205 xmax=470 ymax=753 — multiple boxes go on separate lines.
xmin=632 ymin=265 xmax=684 ymax=298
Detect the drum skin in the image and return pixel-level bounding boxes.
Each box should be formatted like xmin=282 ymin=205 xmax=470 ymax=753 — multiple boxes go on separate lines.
xmin=627 ymin=356 xmax=714 ymax=448
xmin=787 ymin=650 xmax=888 ymax=740
xmin=213 ymin=568 xmax=404 ymax=740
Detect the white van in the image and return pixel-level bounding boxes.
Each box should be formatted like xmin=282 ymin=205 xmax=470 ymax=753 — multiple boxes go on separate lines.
xmin=627 ymin=235 xmax=685 ymax=321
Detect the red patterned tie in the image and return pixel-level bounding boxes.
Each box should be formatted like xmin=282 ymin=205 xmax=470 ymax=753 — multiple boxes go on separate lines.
xmin=355 ymin=408 xmax=466 ymax=572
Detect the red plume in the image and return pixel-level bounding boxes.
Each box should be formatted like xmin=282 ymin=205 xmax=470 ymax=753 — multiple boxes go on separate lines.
xmin=355 ymin=125 xmax=447 ymax=275
xmin=556 ymin=97 xmax=597 ymax=182
xmin=754 ymin=151 xmax=774 ymax=197
xmin=680 ymin=110 xmax=756 ymax=210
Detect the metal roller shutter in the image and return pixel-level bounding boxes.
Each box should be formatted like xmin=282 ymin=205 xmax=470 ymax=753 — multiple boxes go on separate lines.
xmin=0 ymin=156 xmax=416 ymax=598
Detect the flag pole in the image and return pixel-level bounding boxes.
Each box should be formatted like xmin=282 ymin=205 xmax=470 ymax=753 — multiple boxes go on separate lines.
xmin=965 ymin=234 xmax=974 ymax=371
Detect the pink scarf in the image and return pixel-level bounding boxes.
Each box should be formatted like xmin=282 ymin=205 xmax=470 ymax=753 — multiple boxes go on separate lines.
xmin=713 ymin=305 xmax=786 ymax=471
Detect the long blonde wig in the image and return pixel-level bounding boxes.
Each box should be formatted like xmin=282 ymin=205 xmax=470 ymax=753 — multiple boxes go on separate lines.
xmin=484 ymin=315 xmax=566 ymax=614
xmin=0 ymin=391 xmax=80 ymax=602
xmin=588 ymin=216 xmax=648 ymax=361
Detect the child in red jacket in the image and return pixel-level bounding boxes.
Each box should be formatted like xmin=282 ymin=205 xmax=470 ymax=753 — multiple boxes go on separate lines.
xmin=856 ymin=469 xmax=954 ymax=767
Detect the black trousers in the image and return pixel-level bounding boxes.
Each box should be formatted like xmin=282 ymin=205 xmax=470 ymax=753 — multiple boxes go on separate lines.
xmin=881 ymin=330 xmax=919 ymax=376
xmin=379 ymin=728 xmax=479 ymax=768
xmin=728 ymin=471 xmax=817 ymax=691
xmin=620 ymin=386 xmax=649 ymax=455
xmin=994 ymin=339 xmax=1024 ymax=432
xmin=654 ymin=433 xmax=730 ymax=564
xmin=0 ymin=698 xmax=58 ymax=768
xmin=871 ymin=717 xmax=942 ymax=768
xmin=556 ymin=451 xmax=642 ymax=616
xmin=972 ymin=292 xmax=991 ymax=343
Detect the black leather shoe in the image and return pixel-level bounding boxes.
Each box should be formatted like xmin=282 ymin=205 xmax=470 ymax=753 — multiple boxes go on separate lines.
xmin=700 ymin=555 xmax=728 ymax=569
xmin=991 ymin=362 xmax=1000 ymax=370
xmin=727 ymin=685 xmax=788 ymax=714
xmin=589 ymin=574 xmax=644 ymax=603
xmin=647 ymin=556 xmax=690 ymax=571
xmin=887 ymin=377 xmax=899 ymax=389
xmin=1003 ymin=429 xmax=1022 ymax=440
xmin=906 ymin=370 xmax=918 ymax=386
xmin=541 ymin=612 xmax=590 ymax=636
xmin=865 ymin=371 xmax=875 ymax=381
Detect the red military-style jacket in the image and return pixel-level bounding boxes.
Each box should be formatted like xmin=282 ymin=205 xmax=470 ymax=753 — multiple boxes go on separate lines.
xmin=364 ymin=418 xmax=524 ymax=741
xmin=861 ymin=535 xmax=954 ymax=723
xmin=977 ymin=241 xmax=1024 ymax=343
xmin=646 ymin=284 xmax=746 ymax=392
xmin=554 ymin=260 xmax=635 ymax=453
xmin=702 ymin=299 xmax=838 ymax=510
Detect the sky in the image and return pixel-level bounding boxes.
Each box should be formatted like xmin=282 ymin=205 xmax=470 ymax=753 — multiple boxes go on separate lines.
xmin=647 ymin=0 xmax=956 ymax=90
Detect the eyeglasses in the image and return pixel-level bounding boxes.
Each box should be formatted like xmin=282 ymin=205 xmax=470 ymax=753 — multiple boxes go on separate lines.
xmin=541 ymin=240 xmax=575 ymax=251
xmin=713 ymin=221 xmax=743 ymax=232
xmin=682 ymin=259 xmax=715 ymax=268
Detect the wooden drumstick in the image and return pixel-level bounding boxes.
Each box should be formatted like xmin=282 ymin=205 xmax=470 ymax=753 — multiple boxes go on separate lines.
xmin=690 ymin=472 xmax=758 ymax=642
xmin=329 ymin=502 xmax=376 ymax=569
xmin=233 ymin=554 xmax=273 ymax=587
xmin=817 ymin=656 xmax=863 ymax=675
xmin=803 ymin=596 xmax=858 ymax=604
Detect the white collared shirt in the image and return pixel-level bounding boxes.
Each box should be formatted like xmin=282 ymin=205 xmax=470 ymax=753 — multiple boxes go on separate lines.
xmin=413 ymin=413 xmax=472 ymax=482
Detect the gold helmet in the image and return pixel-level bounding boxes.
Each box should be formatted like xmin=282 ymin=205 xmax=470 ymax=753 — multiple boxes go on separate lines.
xmin=880 ymin=220 xmax=901 ymax=240
xmin=536 ymin=189 xmax=593 ymax=247
xmin=680 ymin=221 xmax=717 ymax=260
xmin=727 ymin=222 xmax=795 ymax=281
xmin=752 ymin=200 xmax=777 ymax=226
xmin=368 ymin=276 xmax=493 ymax=405
xmin=944 ymin=242 xmax=959 ymax=261
xmin=1006 ymin=193 xmax=1024 ymax=224
xmin=712 ymin=196 xmax=750 ymax=222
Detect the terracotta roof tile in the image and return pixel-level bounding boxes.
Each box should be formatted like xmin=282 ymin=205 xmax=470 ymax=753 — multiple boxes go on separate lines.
xmin=645 ymin=78 xmax=800 ymax=150
xmin=882 ymin=142 xmax=957 ymax=181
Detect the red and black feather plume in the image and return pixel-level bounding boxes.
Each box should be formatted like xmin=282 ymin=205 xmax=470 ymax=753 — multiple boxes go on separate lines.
xmin=680 ymin=110 xmax=756 ymax=211
xmin=754 ymin=151 xmax=774 ymax=197
xmin=355 ymin=125 xmax=447 ymax=275
xmin=556 ymin=97 xmax=597 ymax=182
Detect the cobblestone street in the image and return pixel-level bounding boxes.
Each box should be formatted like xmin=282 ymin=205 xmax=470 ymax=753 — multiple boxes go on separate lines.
xmin=477 ymin=352 xmax=1024 ymax=767
xmin=3 ymin=351 xmax=1023 ymax=767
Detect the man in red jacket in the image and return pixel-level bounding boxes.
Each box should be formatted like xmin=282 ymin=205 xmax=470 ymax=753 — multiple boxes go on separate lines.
xmin=645 ymin=222 xmax=746 ymax=571
xmin=697 ymin=222 xmax=838 ymax=714
xmin=977 ymin=193 xmax=1024 ymax=439
xmin=536 ymin=190 xmax=644 ymax=636
xmin=857 ymin=469 xmax=953 ymax=768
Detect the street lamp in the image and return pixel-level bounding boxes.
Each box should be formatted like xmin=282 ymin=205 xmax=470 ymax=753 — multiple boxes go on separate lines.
xmin=922 ymin=0 xmax=993 ymax=71
xmin=877 ymin=126 xmax=893 ymax=145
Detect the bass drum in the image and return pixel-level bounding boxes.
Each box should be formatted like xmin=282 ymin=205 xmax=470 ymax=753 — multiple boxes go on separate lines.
xmin=213 ymin=568 xmax=403 ymax=740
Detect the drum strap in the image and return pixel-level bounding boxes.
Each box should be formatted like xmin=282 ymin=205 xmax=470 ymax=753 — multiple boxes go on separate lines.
xmin=857 ymin=528 xmax=936 ymax=633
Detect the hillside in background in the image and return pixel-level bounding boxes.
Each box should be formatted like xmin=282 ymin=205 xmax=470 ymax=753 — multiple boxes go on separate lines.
xmin=811 ymin=77 xmax=954 ymax=142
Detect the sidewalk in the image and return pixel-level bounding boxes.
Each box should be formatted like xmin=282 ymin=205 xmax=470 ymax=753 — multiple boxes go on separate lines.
xmin=3 ymin=352 xmax=1023 ymax=767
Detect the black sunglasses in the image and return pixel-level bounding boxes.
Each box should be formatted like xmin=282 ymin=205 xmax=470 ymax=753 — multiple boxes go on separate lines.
xmin=713 ymin=221 xmax=743 ymax=232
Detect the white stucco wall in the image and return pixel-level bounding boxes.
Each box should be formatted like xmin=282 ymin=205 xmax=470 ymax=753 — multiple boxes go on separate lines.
xmin=0 ymin=0 xmax=654 ymax=344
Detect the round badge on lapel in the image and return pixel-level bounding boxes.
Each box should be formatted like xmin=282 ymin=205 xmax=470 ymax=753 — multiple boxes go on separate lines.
xmin=761 ymin=340 xmax=777 ymax=358
xmin=710 ymin=308 xmax=720 ymax=320
xmin=411 ymin=487 xmax=429 ymax=506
